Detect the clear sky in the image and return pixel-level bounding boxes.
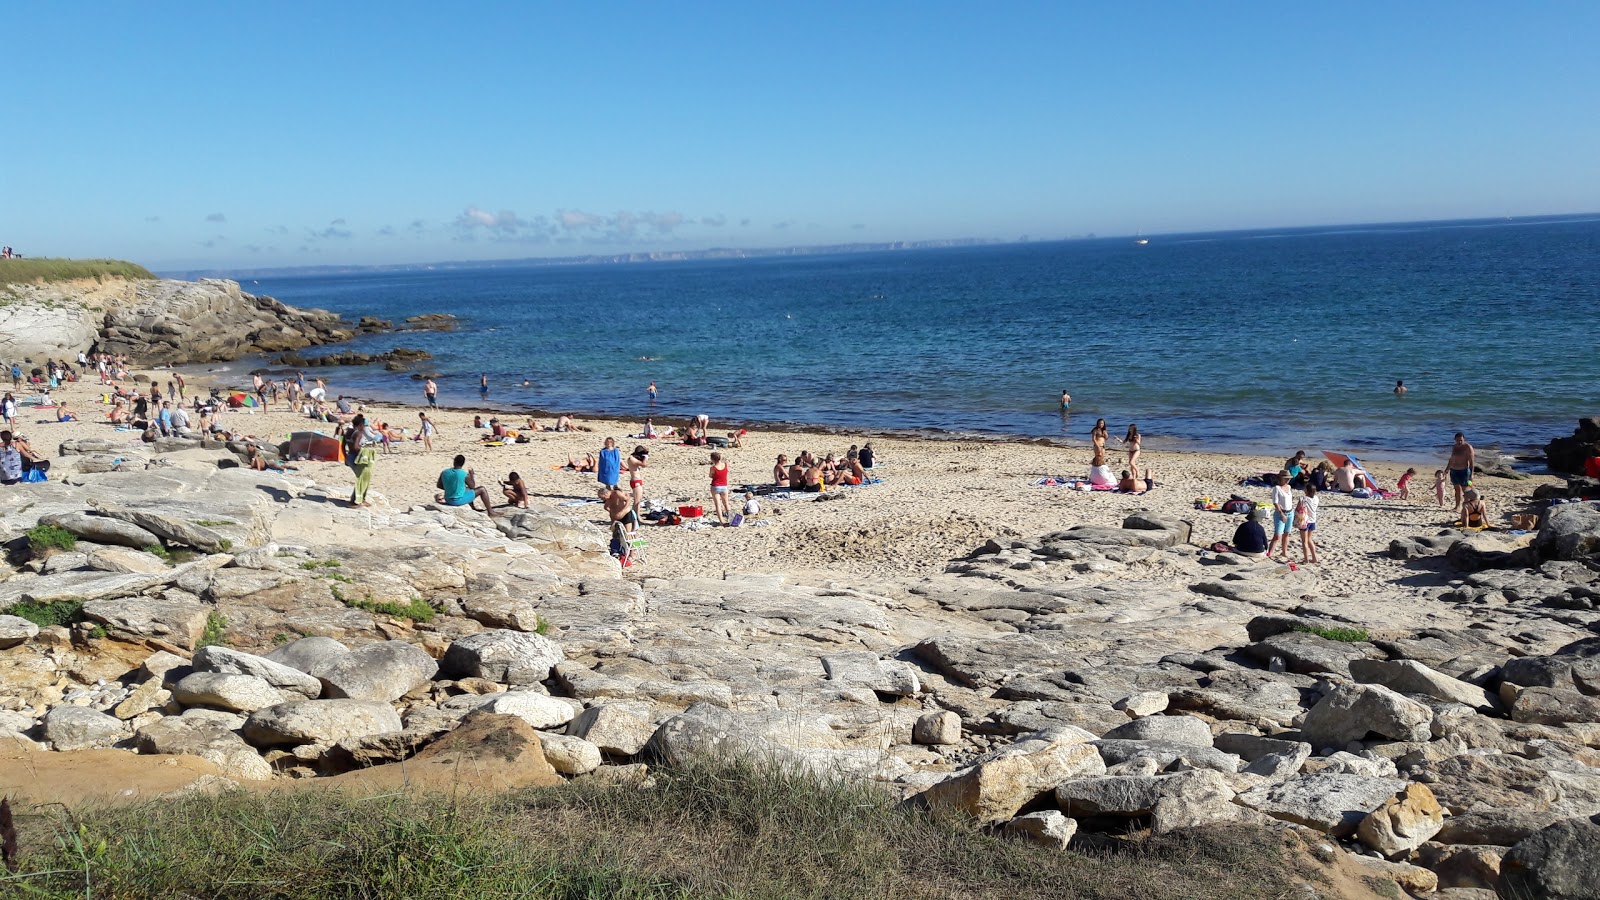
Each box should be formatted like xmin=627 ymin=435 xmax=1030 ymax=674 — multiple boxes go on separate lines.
xmin=5 ymin=2 xmax=1598 ymax=270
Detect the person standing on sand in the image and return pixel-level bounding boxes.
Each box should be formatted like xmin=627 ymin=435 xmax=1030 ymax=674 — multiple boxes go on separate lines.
xmin=1120 ymin=424 xmax=1142 ymax=479
xmin=626 ymin=445 xmax=649 ymax=516
xmin=425 ymin=377 xmax=438 ymax=409
xmin=479 ymin=373 xmax=488 ymax=402
xmin=1090 ymin=419 xmax=1108 ymax=454
xmin=1269 ymin=471 xmax=1296 ymax=561
xmin=418 ymin=411 xmax=435 ymax=451
xmin=1295 ymin=484 xmax=1320 ymax=563
xmin=709 ymin=451 xmax=731 ymax=523
xmin=596 ymin=437 xmax=622 ymax=490
xmin=343 ymin=414 xmax=381 ymax=508
xmin=1446 ymin=432 xmax=1475 ymax=511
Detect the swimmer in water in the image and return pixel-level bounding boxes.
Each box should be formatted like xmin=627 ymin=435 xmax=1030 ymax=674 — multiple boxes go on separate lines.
xmin=1059 ymin=389 xmax=1071 ymax=411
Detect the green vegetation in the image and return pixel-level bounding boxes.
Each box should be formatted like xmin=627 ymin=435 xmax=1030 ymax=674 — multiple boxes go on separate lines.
xmin=330 ymin=584 xmax=436 ymax=623
xmin=298 ymin=559 xmax=343 ymax=570
xmin=196 ymin=611 xmax=228 ymax=649
xmin=192 ymin=520 xmax=236 ymax=528
xmin=272 ymin=632 xmax=295 ymax=645
xmin=1 ymin=598 xmax=86 ymax=628
xmin=1293 ymin=624 xmax=1371 ymax=643
xmin=143 ymin=544 xmax=172 ymax=561
xmin=87 ymin=625 xmax=108 ymax=641
xmin=25 ymin=524 xmax=78 ymax=555
xmin=217 ymin=538 xmax=234 ymax=552
xmin=0 ymin=257 xmax=155 ymax=289
xmin=3 ymin=761 xmax=1309 ymax=899
xmin=534 ymin=614 xmax=551 ymax=635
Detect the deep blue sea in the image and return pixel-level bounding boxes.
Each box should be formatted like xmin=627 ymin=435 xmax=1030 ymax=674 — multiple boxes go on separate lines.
xmin=229 ymin=216 xmax=1600 ymax=459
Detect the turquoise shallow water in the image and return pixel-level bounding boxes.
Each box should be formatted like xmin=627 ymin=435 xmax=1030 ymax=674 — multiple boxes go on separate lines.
xmin=232 ymin=215 xmax=1600 ymax=458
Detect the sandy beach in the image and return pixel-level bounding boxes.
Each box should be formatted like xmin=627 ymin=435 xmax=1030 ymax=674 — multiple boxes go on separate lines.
xmin=24 ymin=370 xmax=1557 ymax=599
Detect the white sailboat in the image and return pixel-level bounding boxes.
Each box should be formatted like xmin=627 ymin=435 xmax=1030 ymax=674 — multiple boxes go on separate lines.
xmin=1134 ymin=229 xmax=1148 ymax=245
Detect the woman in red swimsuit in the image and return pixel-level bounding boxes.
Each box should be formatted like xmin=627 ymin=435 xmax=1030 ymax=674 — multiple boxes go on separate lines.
xmin=627 ymin=446 xmax=649 ymax=517
xmin=708 ymin=451 xmax=731 ymax=524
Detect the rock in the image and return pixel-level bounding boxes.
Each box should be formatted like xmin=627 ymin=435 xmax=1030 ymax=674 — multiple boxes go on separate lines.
xmin=913 ymin=711 xmax=962 ymax=746
xmin=171 ymin=672 xmax=289 ymax=712
xmin=1236 ymin=773 xmax=1409 ymax=836
xmin=1498 ymin=814 xmax=1600 ymax=900
xmin=1349 ymin=658 xmax=1500 ymax=713
xmin=920 ymin=728 xmax=1106 ymax=824
xmin=1001 ymin=810 xmax=1077 ymax=849
xmin=0 ymin=710 xmax=36 ymax=735
xmin=1534 ymin=503 xmax=1600 ymax=561
xmin=538 ymin=732 xmax=602 ymax=775
xmin=1092 ymin=739 xmax=1242 ymax=774
xmin=0 ymin=614 xmax=39 ymax=649
xmin=134 ymin=717 xmax=272 ymax=781
xmin=192 ymin=645 xmax=321 ymax=699
xmin=43 ymin=705 xmax=129 ymax=750
xmin=440 ymin=630 xmax=563 ymax=686
xmin=325 ymin=711 xmax=562 ymax=792
xmin=1240 ymin=631 xmax=1380 ymax=677
xmin=93 ymin=507 xmax=229 ymax=552
xmin=1101 ymin=714 xmax=1213 ymax=746
xmin=140 ymin=650 xmax=190 ymax=681
xmin=315 ymin=641 xmax=438 ymax=702
xmin=1437 ymin=811 xmax=1572 ymax=846
xmin=1113 ymin=691 xmax=1169 ymax=718
xmin=112 ymin=676 xmax=169 ymax=719
xmin=85 ymin=546 xmax=171 ymax=575
xmin=820 ymin=650 xmax=919 ymax=697
xmin=1346 ymin=856 xmax=1440 ymax=895
xmin=1501 ymin=638 xmax=1600 ymax=692
xmin=1299 ymin=682 xmax=1434 ymax=749
xmin=81 ymin=597 xmax=211 ymax=650
xmin=1358 ymin=782 xmax=1446 ymax=857
xmin=1511 ymin=687 xmax=1600 ymax=726
xmin=1416 ymin=843 xmax=1505 ymax=891
xmin=566 ymin=703 xmax=658 ymax=757
xmin=241 ymin=699 xmax=403 ymax=747
xmin=1055 ymin=769 xmax=1236 ymax=831
xmin=38 ymin=512 xmax=162 ymax=549
xmin=264 ymin=636 xmax=350 ymax=676
xmin=1213 ymin=733 xmax=1313 ymax=780
xmin=1415 ymin=753 xmax=1600 ymax=817
xmin=470 ymin=691 xmax=578 ymax=730
xmin=1313 ymin=752 xmax=1398 ymax=778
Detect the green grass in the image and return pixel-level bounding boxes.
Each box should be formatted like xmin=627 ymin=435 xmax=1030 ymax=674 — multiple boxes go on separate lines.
xmin=25 ymin=524 xmax=78 ymax=555
xmin=331 ymin=584 xmax=436 ymax=623
xmin=1293 ymin=624 xmax=1371 ymax=643
xmin=195 ymin=611 xmax=228 ymax=648
xmin=3 ymin=760 xmax=1311 ymax=900
xmin=0 ymin=257 xmax=155 ymax=289
xmin=192 ymin=520 xmax=236 ymax=528
xmin=298 ymin=559 xmax=342 ymax=570
xmin=1 ymin=598 xmax=85 ymax=628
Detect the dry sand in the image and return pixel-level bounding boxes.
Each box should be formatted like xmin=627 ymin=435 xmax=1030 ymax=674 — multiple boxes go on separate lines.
xmin=28 ymin=371 xmax=1557 ymax=599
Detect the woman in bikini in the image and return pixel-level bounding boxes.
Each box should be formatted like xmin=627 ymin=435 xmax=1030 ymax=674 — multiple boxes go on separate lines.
xmin=708 ymin=451 xmax=731 ymax=524
xmin=773 ymin=454 xmax=790 ymax=486
xmin=1091 ymin=419 xmax=1108 ymax=454
xmin=1460 ymin=489 xmax=1488 ymax=529
xmin=626 ymin=445 xmax=650 ymax=515
xmin=1121 ymin=424 xmax=1142 ymax=479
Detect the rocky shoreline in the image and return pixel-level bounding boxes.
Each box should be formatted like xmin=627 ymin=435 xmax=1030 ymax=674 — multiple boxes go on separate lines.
xmin=2 ymin=437 xmax=1598 ymax=898
xmin=0 ymin=275 xmax=374 ymax=364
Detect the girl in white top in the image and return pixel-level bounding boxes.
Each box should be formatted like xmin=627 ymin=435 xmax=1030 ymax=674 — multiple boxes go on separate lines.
xmin=1297 ymin=484 xmax=1320 ymax=564
xmin=1269 ymin=471 xmax=1295 ymax=561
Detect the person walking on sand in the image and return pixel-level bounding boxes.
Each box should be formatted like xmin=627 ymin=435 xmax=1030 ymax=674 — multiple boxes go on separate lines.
xmin=1433 ymin=469 xmax=1447 ymax=508
xmin=418 ymin=411 xmax=435 ymax=451
xmin=424 ymin=377 xmax=438 ymax=409
xmin=1397 ymin=467 xmax=1416 ymax=500
xmin=479 ymin=373 xmax=488 ymax=402
xmin=1269 ymin=471 xmax=1295 ymax=561
xmin=343 ymin=414 xmax=381 ymax=508
xmin=626 ymin=445 xmax=650 ymax=516
xmin=709 ymin=451 xmax=731 ymax=524
xmin=1446 ymin=432 xmax=1475 ymax=511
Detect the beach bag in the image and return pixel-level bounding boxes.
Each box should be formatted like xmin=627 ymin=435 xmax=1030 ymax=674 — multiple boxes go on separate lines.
xmin=1293 ymin=500 xmax=1310 ymax=531
xmin=355 ymin=447 xmax=377 ymax=466
xmin=22 ymin=468 xmax=46 ymax=483
xmin=1221 ymin=497 xmax=1253 ymax=515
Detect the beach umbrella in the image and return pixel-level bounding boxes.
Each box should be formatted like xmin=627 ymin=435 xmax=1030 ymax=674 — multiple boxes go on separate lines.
xmin=242 ymin=395 xmax=258 ymax=407
xmin=1321 ymin=450 xmax=1381 ymax=491
xmin=228 ymin=392 xmax=247 ymax=408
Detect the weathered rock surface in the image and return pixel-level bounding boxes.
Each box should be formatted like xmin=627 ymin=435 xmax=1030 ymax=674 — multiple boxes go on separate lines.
xmin=920 ymin=728 xmax=1105 ymax=824
xmin=171 ymin=672 xmax=289 ymax=713
xmin=135 ymin=717 xmax=273 ymax=780
xmin=192 ymin=646 xmax=322 ymax=699
xmin=315 ymin=641 xmax=438 ymax=702
xmin=1237 ymin=773 xmax=1409 ymax=836
xmin=441 ymin=630 xmax=563 ymax=685
xmin=1358 ymin=782 xmax=1447 ymax=857
xmin=0 ymin=615 xmax=40 ymax=649
xmin=1498 ymin=814 xmax=1600 ymax=900
xmin=43 ymin=706 xmax=129 ymax=750
xmin=1300 ymin=682 xmax=1434 ymax=749
xmin=241 ymin=700 xmax=403 ymax=747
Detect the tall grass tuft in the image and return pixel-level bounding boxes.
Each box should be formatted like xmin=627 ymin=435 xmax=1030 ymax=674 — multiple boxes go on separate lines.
xmin=0 ymin=258 xmax=155 ymax=288
xmin=3 ymin=759 xmax=1309 ymax=899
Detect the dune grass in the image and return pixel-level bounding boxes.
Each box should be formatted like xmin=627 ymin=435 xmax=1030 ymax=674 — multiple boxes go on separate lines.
xmin=0 ymin=258 xmax=155 ymax=289
xmin=3 ymin=760 xmax=1313 ymax=899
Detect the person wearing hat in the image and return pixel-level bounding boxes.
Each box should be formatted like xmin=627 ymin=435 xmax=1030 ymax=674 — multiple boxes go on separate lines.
xmin=1232 ymin=507 xmax=1270 ymax=559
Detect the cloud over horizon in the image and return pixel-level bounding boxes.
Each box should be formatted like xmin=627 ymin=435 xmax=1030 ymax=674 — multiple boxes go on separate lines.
xmin=205 ymin=212 xmax=227 ymax=223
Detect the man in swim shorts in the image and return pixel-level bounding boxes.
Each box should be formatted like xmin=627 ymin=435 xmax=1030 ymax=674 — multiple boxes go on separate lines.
xmin=1446 ymin=432 xmax=1475 ymax=511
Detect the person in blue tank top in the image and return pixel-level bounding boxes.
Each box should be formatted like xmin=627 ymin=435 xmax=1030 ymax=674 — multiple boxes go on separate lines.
xmin=596 ymin=437 xmax=622 ymax=489
xmin=435 ymin=454 xmax=494 ymax=515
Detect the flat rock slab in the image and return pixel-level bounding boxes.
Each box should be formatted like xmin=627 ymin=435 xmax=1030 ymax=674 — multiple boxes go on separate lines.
xmin=83 ymin=596 xmax=212 ymax=649
xmin=1238 ymin=773 xmax=1409 ymax=836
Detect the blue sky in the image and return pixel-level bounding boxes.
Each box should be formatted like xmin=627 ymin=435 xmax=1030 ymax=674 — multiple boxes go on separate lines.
xmin=5 ymin=3 xmax=1598 ymax=270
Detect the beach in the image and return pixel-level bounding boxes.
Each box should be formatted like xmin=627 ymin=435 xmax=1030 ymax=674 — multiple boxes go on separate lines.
xmin=31 ymin=370 xmax=1556 ymax=599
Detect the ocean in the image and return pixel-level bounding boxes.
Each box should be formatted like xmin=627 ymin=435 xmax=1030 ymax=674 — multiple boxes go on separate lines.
xmin=231 ymin=215 xmax=1600 ymax=460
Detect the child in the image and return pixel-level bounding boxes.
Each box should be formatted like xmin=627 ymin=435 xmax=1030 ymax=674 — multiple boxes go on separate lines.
xmin=1397 ymin=467 xmax=1416 ymax=500
xmin=501 ymin=472 xmax=529 ymax=509
xmin=1432 ymin=469 xmax=1447 ymax=508
xmin=1296 ymin=484 xmax=1320 ymax=564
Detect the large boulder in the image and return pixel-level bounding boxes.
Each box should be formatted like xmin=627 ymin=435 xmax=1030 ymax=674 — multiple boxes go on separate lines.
xmin=81 ymin=597 xmax=211 ymax=650
xmin=1237 ymin=773 xmax=1409 ymax=836
xmin=38 ymin=512 xmax=162 ymax=549
xmin=1055 ymin=769 xmax=1239 ymax=834
xmin=324 ymin=710 xmax=562 ymax=793
xmin=93 ymin=507 xmax=228 ymax=552
xmin=1299 ymin=682 xmax=1433 ymax=749
xmin=440 ymin=630 xmax=563 ymax=686
xmin=171 ymin=672 xmax=289 ymax=713
xmin=264 ymin=636 xmax=351 ymax=676
xmin=463 ymin=691 xmax=578 ymax=730
xmin=566 ymin=703 xmax=657 ymax=757
xmin=134 ymin=717 xmax=272 ymax=780
xmin=43 ymin=706 xmax=129 ymax=750
xmin=0 ymin=615 xmax=39 ymax=649
xmin=192 ymin=645 xmax=321 ymax=699
xmin=315 ymin=641 xmax=438 ymax=702
xmin=1349 ymin=658 xmax=1500 ymax=713
xmin=1100 ymin=714 xmax=1213 ymax=746
xmin=241 ymin=699 xmax=403 ymax=747
xmin=1498 ymin=814 xmax=1600 ymax=900
xmin=919 ymin=728 xmax=1106 ymax=824
xmin=1533 ymin=503 xmax=1600 ymax=561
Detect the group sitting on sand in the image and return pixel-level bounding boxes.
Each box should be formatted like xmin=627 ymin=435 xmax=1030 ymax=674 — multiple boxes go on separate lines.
xmin=770 ymin=444 xmax=874 ymax=492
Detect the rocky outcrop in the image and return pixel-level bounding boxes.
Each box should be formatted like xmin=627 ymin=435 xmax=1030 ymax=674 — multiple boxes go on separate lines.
xmin=0 ymin=274 xmax=357 ymax=364
xmin=1545 ymin=418 xmax=1600 ymax=475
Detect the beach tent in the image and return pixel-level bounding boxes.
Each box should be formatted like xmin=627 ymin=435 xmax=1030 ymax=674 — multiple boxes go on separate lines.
xmin=1321 ymin=450 xmax=1381 ymax=491
xmin=285 ymin=431 xmax=342 ymax=462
